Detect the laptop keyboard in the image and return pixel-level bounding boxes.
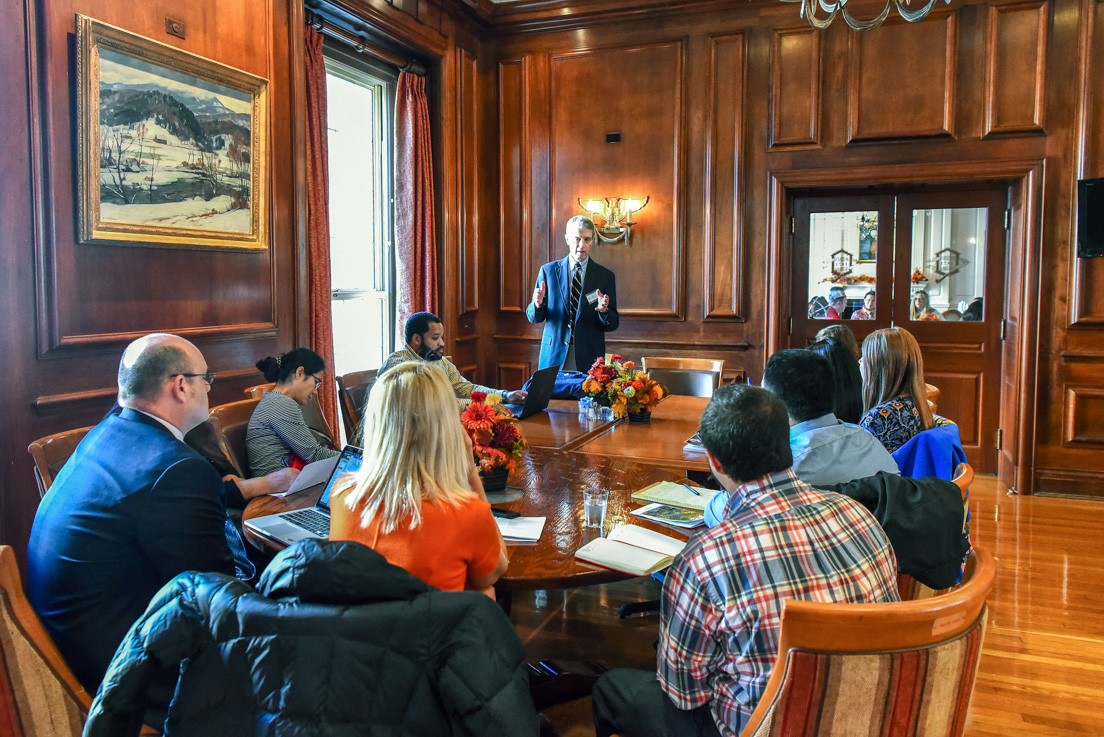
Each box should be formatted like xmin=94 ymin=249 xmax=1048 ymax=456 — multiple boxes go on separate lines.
xmin=283 ymin=508 xmax=331 ymax=536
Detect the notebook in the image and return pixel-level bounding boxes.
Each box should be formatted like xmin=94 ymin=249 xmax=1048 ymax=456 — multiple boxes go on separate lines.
xmin=505 ymin=365 xmax=559 ymax=419
xmin=630 ymin=503 xmax=705 ymax=529
xmin=244 ymin=445 xmax=363 ymax=546
xmin=575 ymin=525 xmax=687 ymax=576
xmin=631 ymin=480 xmax=720 ymax=512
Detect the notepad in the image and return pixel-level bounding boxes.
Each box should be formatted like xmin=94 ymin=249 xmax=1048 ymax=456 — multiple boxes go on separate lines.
xmin=575 ymin=525 xmax=687 ymax=576
xmin=271 ymin=455 xmax=341 ymax=498
xmin=631 ymin=503 xmax=705 ymax=529
xmin=496 ymin=516 xmax=546 ymax=542
xmin=631 ymin=481 xmax=720 ymax=512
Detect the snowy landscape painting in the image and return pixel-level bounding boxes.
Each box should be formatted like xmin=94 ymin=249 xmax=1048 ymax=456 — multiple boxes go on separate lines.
xmin=78 ymin=15 xmax=268 ymax=249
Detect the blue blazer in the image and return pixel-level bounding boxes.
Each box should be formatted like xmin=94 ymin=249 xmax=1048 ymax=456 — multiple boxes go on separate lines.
xmin=27 ymin=408 xmax=236 ymax=692
xmin=526 ymin=257 xmax=619 ymax=372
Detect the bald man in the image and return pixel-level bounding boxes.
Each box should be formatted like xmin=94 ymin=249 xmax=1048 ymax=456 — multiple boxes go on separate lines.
xmin=27 ymin=333 xmax=240 ymax=696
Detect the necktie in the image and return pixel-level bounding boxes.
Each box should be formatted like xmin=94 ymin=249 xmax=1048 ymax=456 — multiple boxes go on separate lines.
xmin=568 ymin=264 xmax=583 ymax=331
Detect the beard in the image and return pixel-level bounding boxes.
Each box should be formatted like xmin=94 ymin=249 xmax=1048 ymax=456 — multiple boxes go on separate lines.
xmin=417 ymin=344 xmax=444 ymax=361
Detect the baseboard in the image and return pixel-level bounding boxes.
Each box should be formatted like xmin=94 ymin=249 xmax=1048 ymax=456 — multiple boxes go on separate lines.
xmin=1033 ymin=467 xmax=1104 ymax=499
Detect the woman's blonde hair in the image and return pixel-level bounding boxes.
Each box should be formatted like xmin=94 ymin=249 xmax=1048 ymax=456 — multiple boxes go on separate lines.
xmin=335 ymin=361 xmax=475 ymax=532
xmin=910 ymin=289 xmax=935 ymax=320
xmin=815 ymin=324 xmax=860 ymax=361
xmin=861 ymin=327 xmax=934 ymax=429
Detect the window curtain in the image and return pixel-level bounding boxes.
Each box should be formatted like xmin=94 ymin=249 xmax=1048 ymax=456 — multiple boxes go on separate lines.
xmin=394 ymin=70 xmax=437 ymax=341
xmin=303 ymin=26 xmax=339 ymax=430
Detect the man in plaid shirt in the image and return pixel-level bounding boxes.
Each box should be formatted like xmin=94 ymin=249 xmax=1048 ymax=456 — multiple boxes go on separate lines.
xmin=593 ymin=385 xmax=900 ymax=737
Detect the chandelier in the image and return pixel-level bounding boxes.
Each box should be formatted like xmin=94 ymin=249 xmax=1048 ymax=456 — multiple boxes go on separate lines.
xmin=782 ymin=0 xmax=949 ymax=31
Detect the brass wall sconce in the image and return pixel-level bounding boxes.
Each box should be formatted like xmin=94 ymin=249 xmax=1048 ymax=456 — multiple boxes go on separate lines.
xmin=577 ymin=196 xmax=650 ymax=244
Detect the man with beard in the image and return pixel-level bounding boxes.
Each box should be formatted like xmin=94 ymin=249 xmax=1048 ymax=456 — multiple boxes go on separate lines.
xmin=380 ymin=312 xmax=526 ymax=408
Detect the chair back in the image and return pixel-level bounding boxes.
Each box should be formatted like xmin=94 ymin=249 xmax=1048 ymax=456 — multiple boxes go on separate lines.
xmin=742 ymin=547 xmax=995 ymax=737
xmin=641 ymin=356 xmax=725 ymax=374
xmin=209 ymin=398 xmax=261 ymax=477
xmin=243 ymin=383 xmax=275 ymax=399
xmin=925 ymin=383 xmax=940 ymax=413
xmin=0 ymin=546 xmax=90 ymax=736
xmin=897 ymin=462 xmax=973 ymax=601
xmin=27 ymin=427 xmax=94 ymax=498
xmin=646 ymin=368 xmax=719 ymax=398
xmin=336 ymin=369 xmax=378 ymax=442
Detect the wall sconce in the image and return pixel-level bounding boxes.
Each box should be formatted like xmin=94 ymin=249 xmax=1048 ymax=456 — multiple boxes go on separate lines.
xmin=577 ymin=196 xmax=650 ymax=244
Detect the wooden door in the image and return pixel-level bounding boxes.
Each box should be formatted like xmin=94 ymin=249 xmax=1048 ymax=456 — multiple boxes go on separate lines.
xmin=892 ymin=190 xmax=1007 ymax=473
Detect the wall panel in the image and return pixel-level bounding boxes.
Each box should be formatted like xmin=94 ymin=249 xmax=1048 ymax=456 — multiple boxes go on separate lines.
xmin=1064 ymin=385 xmax=1104 ymax=445
xmin=985 ymin=2 xmax=1048 ymax=135
xmin=457 ymin=47 xmax=480 ymax=316
xmin=770 ymin=28 xmax=820 ymax=148
xmin=847 ymin=14 xmax=956 ymax=141
xmin=498 ymin=57 xmax=528 ymax=313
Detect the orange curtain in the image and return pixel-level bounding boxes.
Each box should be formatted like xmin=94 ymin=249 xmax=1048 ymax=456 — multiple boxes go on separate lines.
xmin=303 ymin=26 xmax=339 ymax=431
xmin=395 ymin=70 xmax=437 ymax=339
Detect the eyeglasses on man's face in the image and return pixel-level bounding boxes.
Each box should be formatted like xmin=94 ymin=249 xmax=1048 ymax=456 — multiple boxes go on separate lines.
xmin=174 ymin=372 xmax=216 ymax=386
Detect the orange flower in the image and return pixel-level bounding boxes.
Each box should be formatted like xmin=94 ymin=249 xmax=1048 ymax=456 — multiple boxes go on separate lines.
xmin=462 ymin=402 xmax=496 ymax=432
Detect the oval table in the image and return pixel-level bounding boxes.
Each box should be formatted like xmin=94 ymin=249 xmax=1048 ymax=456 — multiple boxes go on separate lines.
xmin=242 ymin=447 xmax=700 ymax=605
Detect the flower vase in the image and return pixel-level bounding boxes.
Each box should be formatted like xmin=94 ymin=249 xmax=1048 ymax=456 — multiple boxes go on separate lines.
xmin=480 ymin=466 xmax=509 ymax=493
xmin=628 ymin=409 xmax=652 ymax=423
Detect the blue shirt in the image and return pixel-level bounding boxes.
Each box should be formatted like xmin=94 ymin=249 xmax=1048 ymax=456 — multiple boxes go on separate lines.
xmin=704 ymin=413 xmax=900 ymax=526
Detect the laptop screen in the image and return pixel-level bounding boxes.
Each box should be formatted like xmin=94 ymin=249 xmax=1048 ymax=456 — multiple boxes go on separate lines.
xmin=318 ymin=446 xmax=363 ymax=511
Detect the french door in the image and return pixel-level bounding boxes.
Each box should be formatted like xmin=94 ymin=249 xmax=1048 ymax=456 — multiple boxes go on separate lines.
xmin=789 ymin=188 xmax=1007 ymax=472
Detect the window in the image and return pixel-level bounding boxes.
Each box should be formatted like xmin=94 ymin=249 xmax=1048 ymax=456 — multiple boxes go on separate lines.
xmin=324 ymin=53 xmax=395 ymax=377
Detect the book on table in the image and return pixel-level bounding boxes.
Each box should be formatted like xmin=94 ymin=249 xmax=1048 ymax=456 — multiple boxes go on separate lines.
xmin=631 ymin=480 xmax=720 ymax=512
xmin=631 ymin=502 xmax=705 ymax=529
xmin=574 ymin=525 xmax=687 ymax=576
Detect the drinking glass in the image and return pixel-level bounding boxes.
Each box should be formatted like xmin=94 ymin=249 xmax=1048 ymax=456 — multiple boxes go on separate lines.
xmin=583 ymin=488 xmax=609 ymax=528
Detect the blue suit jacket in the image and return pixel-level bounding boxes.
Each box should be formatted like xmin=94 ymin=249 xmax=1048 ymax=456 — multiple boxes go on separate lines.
xmin=526 ymin=257 xmax=619 ymax=372
xmin=27 ymin=408 xmax=235 ymax=692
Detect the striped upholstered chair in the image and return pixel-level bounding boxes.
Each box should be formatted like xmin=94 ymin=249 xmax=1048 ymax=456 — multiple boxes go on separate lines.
xmin=741 ymin=547 xmax=995 ymax=737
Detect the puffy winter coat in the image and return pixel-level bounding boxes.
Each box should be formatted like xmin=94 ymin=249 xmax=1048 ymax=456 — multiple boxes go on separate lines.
xmin=83 ymin=539 xmax=539 ymax=737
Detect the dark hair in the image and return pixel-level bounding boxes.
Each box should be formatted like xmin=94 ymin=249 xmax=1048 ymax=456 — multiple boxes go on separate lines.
xmin=763 ymin=349 xmax=836 ymax=423
xmin=962 ymin=298 xmax=983 ymax=321
xmin=256 ymin=348 xmax=326 ymax=384
xmin=697 ymin=385 xmax=792 ymax=483
xmin=405 ymin=312 xmax=442 ymax=345
xmin=805 ymin=339 xmax=864 ymax=424
xmin=814 ymin=324 xmax=860 ymax=361
xmin=117 ymin=338 xmax=191 ymax=403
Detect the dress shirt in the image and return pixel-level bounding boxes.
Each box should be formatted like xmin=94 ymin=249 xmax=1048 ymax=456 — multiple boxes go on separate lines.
xmin=133 ymin=408 xmax=184 ymax=442
xmin=380 ymin=345 xmax=507 ymax=407
xmin=704 ymin=413 xmax=900 ymax=525
xmin=659 ymin=469 xmax=899 ymax=736
xmin=568 ymin=255 xmax=589 ymax=287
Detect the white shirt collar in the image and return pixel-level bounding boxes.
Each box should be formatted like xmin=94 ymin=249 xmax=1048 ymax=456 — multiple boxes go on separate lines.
xmin=132 ymin=408 xmax=185 ymax=442
xmin=568 ymin=255 xmax=589 ymax=271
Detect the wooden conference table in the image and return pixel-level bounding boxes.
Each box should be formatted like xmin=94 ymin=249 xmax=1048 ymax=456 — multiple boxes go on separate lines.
xmin=243 ymin=394 xmax=713 ymax=594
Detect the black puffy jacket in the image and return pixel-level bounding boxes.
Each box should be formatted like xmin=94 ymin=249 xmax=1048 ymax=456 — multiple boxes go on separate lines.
xmin=83 ymin=539 xmax=539 ymax=737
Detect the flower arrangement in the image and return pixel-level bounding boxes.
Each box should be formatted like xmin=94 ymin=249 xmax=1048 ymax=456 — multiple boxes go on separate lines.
xmin=461 ymin=391 xmax=527 ymax=473
xmin=582 ymin=355 xmax=668 ymax=419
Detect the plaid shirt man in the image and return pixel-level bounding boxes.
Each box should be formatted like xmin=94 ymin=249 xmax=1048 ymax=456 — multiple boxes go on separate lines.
xmin=380 ymin=345 xmax=508 ymax=407
xmin=659 ymin=468 xmax=900 ymax=736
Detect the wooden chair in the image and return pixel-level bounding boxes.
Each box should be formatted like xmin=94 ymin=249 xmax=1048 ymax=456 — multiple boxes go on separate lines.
xmin=336 ymin=369 xmax=378 ymax=443
xmin=27 ymin=426 xmax=94 ymax=498
xmin=741 ymin=546 xmax=995 ymax=737
xmin=209 ymin=398 xmax=261 ymax=477
xmin=243 ymin=384 xmax=338 ymax=450
xmin=641 ymin=357 xmax=724 ymax=398
xmin=926 ymin=383 xmax=940 ymax=413
xmin=897 ymin=462 xmax=973 ymax=601
xmin=0 ymin=545 xmax=91 ymax=736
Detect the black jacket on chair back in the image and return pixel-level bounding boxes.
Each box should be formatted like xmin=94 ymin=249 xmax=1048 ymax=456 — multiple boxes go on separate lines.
xmin=84 ymin=539 xmax=539 ymax=737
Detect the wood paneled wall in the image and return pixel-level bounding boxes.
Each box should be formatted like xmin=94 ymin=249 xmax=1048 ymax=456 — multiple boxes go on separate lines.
xmin=486 ymin=0 xmax=1104 ymax=497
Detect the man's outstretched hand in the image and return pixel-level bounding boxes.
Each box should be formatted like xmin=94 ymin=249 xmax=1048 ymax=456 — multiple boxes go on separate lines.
xmin=595 ymin=289 xmax=610 ymax=313
xmin=532 ymin=281 xmax=546 ymax=308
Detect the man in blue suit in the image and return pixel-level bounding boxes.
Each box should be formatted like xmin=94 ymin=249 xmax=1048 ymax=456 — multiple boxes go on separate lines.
xmin=27 ymin=333 xmax=239 ymax=694
xmin=526 ymin=215 xmax=619 ymax=372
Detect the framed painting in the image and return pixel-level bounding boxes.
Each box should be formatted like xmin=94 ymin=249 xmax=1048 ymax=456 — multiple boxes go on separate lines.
xmin=858 ymin=214 xmax=877 ymax=263
xmin=76 ymin=14 xmax=269 ymax=250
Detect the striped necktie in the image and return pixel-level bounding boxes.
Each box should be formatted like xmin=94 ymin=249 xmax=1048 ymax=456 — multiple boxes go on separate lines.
xmin=568 ymin=263 xmax=583 ymax=329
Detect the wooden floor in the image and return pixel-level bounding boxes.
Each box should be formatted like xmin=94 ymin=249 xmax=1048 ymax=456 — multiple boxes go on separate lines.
xmin=509 ymin=474 xmax=1104 ymax=736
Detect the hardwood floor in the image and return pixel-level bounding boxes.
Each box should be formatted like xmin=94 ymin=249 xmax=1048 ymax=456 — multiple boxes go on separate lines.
xmin=509 ymin=474 xmax=1104 ymax=736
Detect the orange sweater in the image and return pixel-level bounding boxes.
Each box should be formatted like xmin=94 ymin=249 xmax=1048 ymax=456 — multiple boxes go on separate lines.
xmin=329 ymin=493 xmax=501 ymax=592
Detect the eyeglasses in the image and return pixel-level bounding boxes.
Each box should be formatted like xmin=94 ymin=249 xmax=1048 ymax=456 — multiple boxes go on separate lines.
xmin=308 ymin=374 xmax=323 ymax=388
xmin=174 ymin=372 xmax=216 ymax=385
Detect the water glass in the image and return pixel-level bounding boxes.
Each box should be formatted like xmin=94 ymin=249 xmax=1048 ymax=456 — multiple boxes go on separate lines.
xmin=600 ymin=406 xmax=614 ymax=422
xmin=587 ymin=402 xmax=600 ymax=421
xmin=583 ymin=488 xmax=609 ymax=528
xmin=579 ymin=396 xmax=592 ymax=415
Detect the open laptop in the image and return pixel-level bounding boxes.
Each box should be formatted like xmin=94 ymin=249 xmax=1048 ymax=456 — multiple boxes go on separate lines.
xmin=505 ymin=365 xmax=559 ymax=419
xmin=245 ymin=445 xmax=363 ymax=546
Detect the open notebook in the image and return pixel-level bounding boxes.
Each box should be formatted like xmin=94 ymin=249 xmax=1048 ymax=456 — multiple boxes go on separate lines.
xmin=575 ymin=525 xmax=687 ymax=576
xmin=631 ymin=480 xmax=720 ymax=512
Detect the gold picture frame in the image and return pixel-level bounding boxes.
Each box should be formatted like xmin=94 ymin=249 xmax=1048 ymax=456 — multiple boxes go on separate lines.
xmin=76 ymin=14 xmax=269 ymax=250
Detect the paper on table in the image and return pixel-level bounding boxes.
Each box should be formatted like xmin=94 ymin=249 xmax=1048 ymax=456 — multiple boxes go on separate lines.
xmin=606 ymin=524 xmax=686 ymax=557
xmin=574 ymin=524 xmax=687 ymax=576
xmin=496 ymin=516 xmax=547 ymax=541
xmin=270 ymin=455 xmax=340 ymax=498
xmin=630 ymin=503 xmax=705 ymax=528
xmin=631 ymin=481 xmax=720 ymax=512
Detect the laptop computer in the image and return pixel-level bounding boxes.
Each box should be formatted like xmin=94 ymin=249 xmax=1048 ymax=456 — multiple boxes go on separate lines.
xmin=245 ymin=445 xmax=363 ymax=546
xmin=505 ymin=365 xmax=559 ymax=419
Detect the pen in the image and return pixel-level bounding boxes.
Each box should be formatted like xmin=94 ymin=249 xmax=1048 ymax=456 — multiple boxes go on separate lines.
xmin=681 ymin=482 xmax=701 ymax=496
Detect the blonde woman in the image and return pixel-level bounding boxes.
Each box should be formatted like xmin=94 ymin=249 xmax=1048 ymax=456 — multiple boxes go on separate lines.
xmin=859 ymin=327 xmax=952 ymax=451
xmin=329 ymin=361 xmax=508 ymax=596
xmin=910 ymin=289 xmax=942 ymax=321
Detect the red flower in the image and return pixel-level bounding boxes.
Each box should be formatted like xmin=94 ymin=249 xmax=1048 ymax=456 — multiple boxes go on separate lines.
xmin=471 ymin=391 xmax=487 ymax=404
xmin=493 ymin=422 xmax=520 ymax=447
xmin=611 ymin=354 xmax=623 ymax=362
